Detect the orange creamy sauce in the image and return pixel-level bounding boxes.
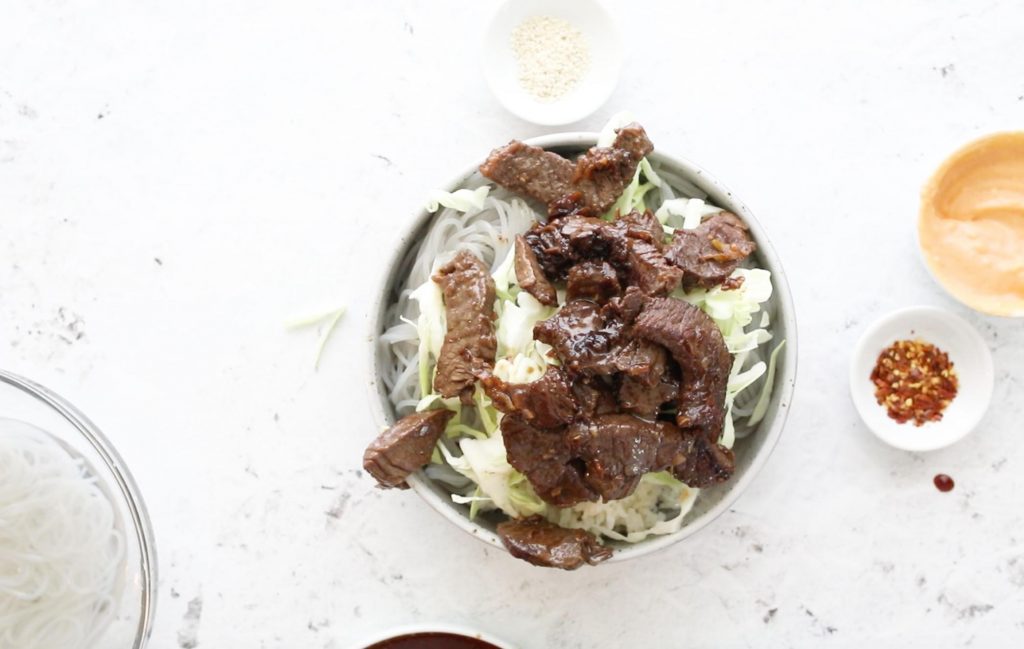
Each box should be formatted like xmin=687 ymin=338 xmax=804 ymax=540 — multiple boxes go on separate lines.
xmin=919 ymin=132 xmax=1024 ymax=316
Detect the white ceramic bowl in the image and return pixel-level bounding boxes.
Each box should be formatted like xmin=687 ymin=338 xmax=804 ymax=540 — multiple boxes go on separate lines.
xmin=369 ymin=132 xmax=798 ymax=564
xmin=482 ymin=0 xmax=622 ymax=125
xmin=849 ymin=306 xmax=993 ymax=451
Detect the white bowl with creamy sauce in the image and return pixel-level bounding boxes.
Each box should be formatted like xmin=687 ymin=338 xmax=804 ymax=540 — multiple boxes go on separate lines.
xmin=849 ymin=306 xmax=994 ymax=451
xmin=919 ymin=132 xmax=1024 ymax=317
xmin=482 ymin=0 xmax=622 ymax=125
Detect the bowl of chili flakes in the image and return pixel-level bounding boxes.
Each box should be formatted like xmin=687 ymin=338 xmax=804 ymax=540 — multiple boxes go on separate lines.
xmin=849 ymin=306 xmax=993 ymax=451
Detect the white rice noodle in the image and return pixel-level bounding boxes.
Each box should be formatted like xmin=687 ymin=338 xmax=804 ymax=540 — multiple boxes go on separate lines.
xmin=0 ymin=425 xmax=125 ymax=649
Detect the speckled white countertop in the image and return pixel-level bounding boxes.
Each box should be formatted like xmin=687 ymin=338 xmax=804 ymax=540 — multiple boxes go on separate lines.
xmin=2 ymin=1 xmax=1023 ymax=647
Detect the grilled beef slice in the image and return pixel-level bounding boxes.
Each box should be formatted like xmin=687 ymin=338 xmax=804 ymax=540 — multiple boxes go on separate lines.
xmin=514 ymin=234 xmax=558 ymax=306
xmin=478 ymin=367 xmax=576 ymax=429
xmin=363 ymin=409 xmax=454 ymax=488
xmin=665 ymin=212 xmax=756 ymax=291
xmin=432 ymin=250 xmax=497 ymax=404
xmin=479 ymin=123 xmax=653 ymax=215
xmin=497 ymin=516 xmax=612 ymax=569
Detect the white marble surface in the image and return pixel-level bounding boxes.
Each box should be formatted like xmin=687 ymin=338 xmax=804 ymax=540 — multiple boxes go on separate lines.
xmin=3 ymin=1 xmax=1024 ymax=647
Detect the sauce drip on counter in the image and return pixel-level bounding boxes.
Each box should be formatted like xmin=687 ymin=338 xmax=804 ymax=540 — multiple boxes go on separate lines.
xmin=365 ymin=633 xmax=503 ymax=649
xmin=933 ymin=474 xmax=955 ymax=492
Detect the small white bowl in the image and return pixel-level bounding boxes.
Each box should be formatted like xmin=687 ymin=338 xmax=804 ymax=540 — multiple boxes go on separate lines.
xmin=849 ymin=306 xmax=993 ymax=451
xmin=481 ymin=0 xmax=622 ymax=125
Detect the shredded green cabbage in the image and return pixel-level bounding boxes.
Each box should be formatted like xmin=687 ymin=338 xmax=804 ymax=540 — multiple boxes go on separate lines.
xmin=440 ymin=430 xmax=545 ymax=518
xmin=496 ymin=292 xmax=555 ymax=362
xmin=409 ymin=280 xmax=445 ymax=398
xmin=285 ymin=305 xmax=347 ymax=369
xmin=550 ymin=472 xmax=699 ymax=543
xmin=604 ymin=158 xmax=667 ymax=218
xmin=492 ymin=246 xmax=518 ymax=302
xmin=655 ymin=197 xmax=722 ymax=232
xmin=749 ymin=340 xmax=786 ymax=426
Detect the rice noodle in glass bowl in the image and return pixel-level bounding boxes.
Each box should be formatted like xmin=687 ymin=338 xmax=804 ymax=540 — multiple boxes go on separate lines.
xmin=0 ymin=370 xmax=156 ymax=648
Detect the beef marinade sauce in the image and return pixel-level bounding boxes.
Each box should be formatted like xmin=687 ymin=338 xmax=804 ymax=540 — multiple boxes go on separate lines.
xmin=934 ymin=474 xmax=955 ymax=492
xmin=365 ymin=632 xmax=503 ymax=649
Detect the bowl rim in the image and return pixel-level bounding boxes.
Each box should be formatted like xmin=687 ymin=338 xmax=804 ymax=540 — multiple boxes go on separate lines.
xmin=366 ymin=131 xmax=799 ymax=564
xmin=847 ymin=304 xmax=994 ymax=451
xmin=0 ymin=369 xmax=158 ymax=647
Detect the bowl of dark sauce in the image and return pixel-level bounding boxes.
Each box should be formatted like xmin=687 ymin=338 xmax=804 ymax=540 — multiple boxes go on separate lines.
xmin=356 ymin=626 xmax=515 ymax=649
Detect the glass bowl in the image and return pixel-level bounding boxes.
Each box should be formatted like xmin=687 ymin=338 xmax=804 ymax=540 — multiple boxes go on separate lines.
xmin=0 ymin=370 xmax=157 ymax=648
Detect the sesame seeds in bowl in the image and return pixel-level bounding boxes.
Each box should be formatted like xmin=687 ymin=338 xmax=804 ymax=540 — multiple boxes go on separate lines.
xmin=482 ymin=0 xmax=623 ymax=125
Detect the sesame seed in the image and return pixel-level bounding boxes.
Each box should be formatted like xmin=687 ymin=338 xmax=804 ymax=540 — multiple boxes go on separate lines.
xmin=510 ymin=15 xmax=591 ymax=102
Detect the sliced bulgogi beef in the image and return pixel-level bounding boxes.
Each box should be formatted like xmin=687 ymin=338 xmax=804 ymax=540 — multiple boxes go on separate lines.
xmin=514 ymin=235 xmax=557 ymax=306
xmin=655 ymin=425 xmax=695 ymax=475
xmin=616 ymin=210 xmax=680 ymax=295
xmin=618 ymin=371 xmax=680 ymax=421
xmin=480 ymin=123 xmax=653 ymax=216
xmin=566 ymin=414 xmax=670 ymax=501
xmin=478 ymin=367 xmax=576 ymax=429
xmin=478 ymin=140 xmax=575 ymax=206
xmin=632 ymin=297 xmax=731 ymax=439
xmin=631 ymin=296 xmax=736 ymax=486
xmin=559 ymin=215 xmax=626 ymax=261
xmin=610 ymin=339 xmax=666 ymax=380
xmin=562 ymin=214 xmax=679 ymax=296
xmin=602 ymin=286 xmax=645 ymax=325
xmin=432 ymin=250 xmax=497 ymax=404
xmin=665 ymin=211 xmax=757 ymax=291
xmin=675 ymin=435 xmax=736 ymax=488
xmin=501 ymin=415 xmax=597 ymax=507
xmin=617 ymin=209 xmax=666 ymax=249
xmin=566 ymin=260 xmax=621 ymax=303
xmin=624 ymin=236 xmax=683 ymax=295
xmin=533 ymin=299 xmax=624 ymax=376
xmin=524 ymin=212 xmax=679 ymax=297
xmin=523 ymin=219 xmax=576 ymax=279
xmin=547 ymin=191 xmax=595 ymax=220
xmin=572 ymin=123 xmax=655 ymax=214
xmin=571 ymin=377 xmax=619 ymax=418
xmin=497 ymin=516 xmax=612 ymax=570
xmin=363 ymin=409 xmax=455 ymax=489
xmin=610 ymin=339 xmax=677 ymax=420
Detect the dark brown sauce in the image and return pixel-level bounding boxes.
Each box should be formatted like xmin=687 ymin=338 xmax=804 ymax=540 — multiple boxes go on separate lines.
xmin=365 ymin=632 xmax=502 ymax=649
xmin=934 ymin=474 xmax=955 ymax=492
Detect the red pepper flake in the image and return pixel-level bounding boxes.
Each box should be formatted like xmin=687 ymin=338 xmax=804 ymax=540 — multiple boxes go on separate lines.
xmin=870 ymin=339 xmax=958 ymax=426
